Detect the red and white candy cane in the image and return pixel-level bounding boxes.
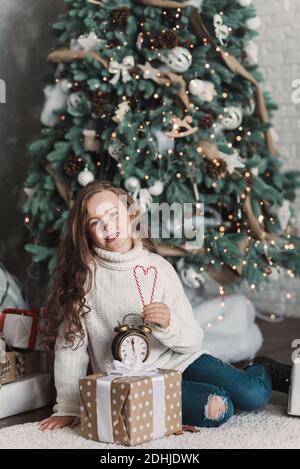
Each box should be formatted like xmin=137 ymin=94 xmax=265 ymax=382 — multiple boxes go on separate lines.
xmin=133 ymin=265 xmax=158 ymax=307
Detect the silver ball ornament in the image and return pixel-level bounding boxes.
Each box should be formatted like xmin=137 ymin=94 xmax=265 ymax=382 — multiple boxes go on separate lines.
xmin=77 ymin=167 xmax=95 ymax=186
xmin=182 ymin=268 xmax=206 ymax=288
xmin=221 ymin=106 xmax=243 ymax=130
xmin=148 ymin=180 xmax=164 ymax=196
xmin=124 ymin=177 xmax=141 ymax=192
xmin=160 ymin=47 xmax=192 ymax=73
xmin=189 ymin=79 xmax=205 ymax=96
xmin=108 ymin=142 xmax=125 ymax=161
xmin=67 ymin=91 xmax=85 ymax=108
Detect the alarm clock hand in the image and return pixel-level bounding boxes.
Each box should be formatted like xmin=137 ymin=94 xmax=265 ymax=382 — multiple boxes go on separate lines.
xmin=131 ymin=338 xmax=135 ymax=353
xmin=131 ymin=338 xmax=140 ymax=362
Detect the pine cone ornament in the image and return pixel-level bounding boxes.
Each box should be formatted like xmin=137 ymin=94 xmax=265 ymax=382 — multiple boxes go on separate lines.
xmin=207 ymin=158 xmax=228 ymax=179
xmin=235 ymin=27 xmax=246 ymax=38
xmin=200 ymin=114 xmax=214 ymax=129
xmin=147 ymin=35 xmax=160 ymax=50
xmin=158 ymin=30 xmax=179 ymax=49
xmin=111 ymin=6 xmax=130 ymax=27
xmin=91 ymin=91 xmax=109 ymax=117
xmin=63 ymin=154 xmax=85 ymax=177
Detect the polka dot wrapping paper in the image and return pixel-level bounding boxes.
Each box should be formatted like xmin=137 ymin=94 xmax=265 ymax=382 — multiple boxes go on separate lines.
xmin=80 ymin=369 xmax=182 ymax=446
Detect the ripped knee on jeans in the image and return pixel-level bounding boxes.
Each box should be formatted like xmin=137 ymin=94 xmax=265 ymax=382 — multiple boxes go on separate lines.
xmin=204 ymin=394 xmax=228 ymax=421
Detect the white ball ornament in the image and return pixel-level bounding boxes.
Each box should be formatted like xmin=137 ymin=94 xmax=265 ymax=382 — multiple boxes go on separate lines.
xmin=189 ymin=79 xmax=204 ymax=96
xmin=189 ymin=79 xmax=205 ymax=96
xmin=152 ymin=129 xmax=174 ymax=155
xmin=177 ymin=259 xmax=206 ymax=289
xmin=246 ymin=17 xmax=261 ymax=30
xmin=148 ymin=180 xmax=164 ymax=196
xmin=160 ymin=47 xmax=192 ymax=73
xmin=238 ymin=0 xmax=252 ymax=6
xmin=125 ymin=177 xmax=141 ymax=193
xmin=181 ymin=267 xmax=206 ymax=288
xmin=108 ymin=142 xmax=125 ymax=161
xmin=221 ymin=106 xmax=243 ymax=130
xmin=189 ymin=80 xmax=217 ymax=102
xmin=77 ymin=167 xmax=95 ymax=186
xmin=67 ymin=91 xmax=85 ymax=108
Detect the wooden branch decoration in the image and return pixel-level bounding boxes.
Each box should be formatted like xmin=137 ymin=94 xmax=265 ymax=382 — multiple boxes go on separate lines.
xmin=48 ymin=49 xmax=190 ymax=110
xmin=45 ymin=163 xmax=73 ymax=208
xmin=244 ymin=195 xmax=277 ymax=241
xmin=156 ymin=243 xmax=243 ymax=284
xmin=198 ymin=140 xmax=220 ymax=160
xmin=165 ymin=71 xmax=190 ymax=110
xmin=196 ymin=140 xmax=278 ymax=242
xmin=47 ymin=49 xmax=109 ymax=69
xmin=135 ymin=0 xmax=188 ymax=8
xmin=190 ymin=9 xmax=277 ymax=156
xmin=207 ymin=266 xmax=241 ymax=285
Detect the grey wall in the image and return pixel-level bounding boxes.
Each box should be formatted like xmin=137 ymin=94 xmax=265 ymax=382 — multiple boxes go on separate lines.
xmin=253 ymin=0 xmax=300 ymax=314
xmin=254 ymin=0 xmax=300 ymax=227
xmin=0 ymin=0 xmax=64 ymax=306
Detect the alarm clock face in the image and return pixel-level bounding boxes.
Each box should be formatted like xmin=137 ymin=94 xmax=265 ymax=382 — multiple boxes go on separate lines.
xmin=120 ymin=333 xmax=149 ymax=362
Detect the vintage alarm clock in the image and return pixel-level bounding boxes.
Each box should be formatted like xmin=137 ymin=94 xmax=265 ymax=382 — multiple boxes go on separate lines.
xmin=112 ymin=314 xmax=152 ymax=363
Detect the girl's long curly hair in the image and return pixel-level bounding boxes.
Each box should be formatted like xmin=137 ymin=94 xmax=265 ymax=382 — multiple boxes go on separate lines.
xmin=43 ymin=180 xmax=158 ymax=350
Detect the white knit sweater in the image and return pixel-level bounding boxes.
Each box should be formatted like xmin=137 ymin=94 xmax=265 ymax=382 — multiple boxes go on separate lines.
xmin=53 ymin=237 xmax=206 ymax=417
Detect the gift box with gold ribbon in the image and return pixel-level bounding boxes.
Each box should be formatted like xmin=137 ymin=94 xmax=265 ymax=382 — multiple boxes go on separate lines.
xmin=80 ymin=361 xmax=182 ymax=446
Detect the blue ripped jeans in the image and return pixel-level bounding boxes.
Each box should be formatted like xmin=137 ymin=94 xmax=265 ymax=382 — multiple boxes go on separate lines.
xmin=182 ymin=354 xmax=272 ymax=428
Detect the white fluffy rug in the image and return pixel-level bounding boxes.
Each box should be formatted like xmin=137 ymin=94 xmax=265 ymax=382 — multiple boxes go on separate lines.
xmin=0 ymin=394 xmax=299 ymax=449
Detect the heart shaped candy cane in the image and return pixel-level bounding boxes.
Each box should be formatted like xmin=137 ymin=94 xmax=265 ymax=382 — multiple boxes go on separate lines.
xmin=133 ymin=265 xmax=158 ymax=307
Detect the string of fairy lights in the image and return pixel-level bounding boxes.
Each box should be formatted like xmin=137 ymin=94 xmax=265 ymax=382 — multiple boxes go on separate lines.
xmin=23 ymin=4 xmax=297 ymax=322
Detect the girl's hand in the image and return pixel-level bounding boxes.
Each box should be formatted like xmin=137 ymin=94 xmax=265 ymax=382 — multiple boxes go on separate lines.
xmin=143 ymin=302 xmax=170 ymax=329
xmin=39 ymin=415 xmax=80 ymax=431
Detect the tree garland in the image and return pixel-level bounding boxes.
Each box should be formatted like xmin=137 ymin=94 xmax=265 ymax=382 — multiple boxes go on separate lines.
xmin=46 ymin=0 xmax=283 ymax=285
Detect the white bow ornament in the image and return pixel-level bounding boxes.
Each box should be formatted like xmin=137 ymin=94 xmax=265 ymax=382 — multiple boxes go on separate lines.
xmin=109 ymin=56 xmax=134 ymax=85
xmin=213 ymin=14 xmax=230 ymax=46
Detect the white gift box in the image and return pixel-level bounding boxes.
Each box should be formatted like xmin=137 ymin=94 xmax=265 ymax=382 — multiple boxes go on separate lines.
xmin=288 ymin=354 xmax=300 ymax=417
xmin=0 ymin=308 xmax=45 ymax=351
xmin=0 ymin=373 xmax=54 ymax=419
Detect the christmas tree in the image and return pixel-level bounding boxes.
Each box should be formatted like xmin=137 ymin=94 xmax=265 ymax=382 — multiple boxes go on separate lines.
xmin=23 ymin=0 xmax=300 ymax=290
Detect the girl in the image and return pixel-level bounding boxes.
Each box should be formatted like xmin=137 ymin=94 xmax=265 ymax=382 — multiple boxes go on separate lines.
xmin=39 ymin=181 xmax=291 ymax=431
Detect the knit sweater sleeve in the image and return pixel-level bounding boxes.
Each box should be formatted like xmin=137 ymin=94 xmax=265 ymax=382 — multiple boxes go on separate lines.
xmin=52 ymin=317 xmax=89 ymax=418
xmin=152 ymin=258 xmax=204 ymax=354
